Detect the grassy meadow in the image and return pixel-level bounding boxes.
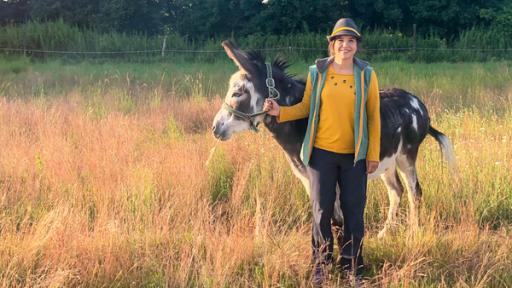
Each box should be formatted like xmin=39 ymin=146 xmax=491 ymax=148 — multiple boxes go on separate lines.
xmin=0 ymin=57 xmax=511 ymax=287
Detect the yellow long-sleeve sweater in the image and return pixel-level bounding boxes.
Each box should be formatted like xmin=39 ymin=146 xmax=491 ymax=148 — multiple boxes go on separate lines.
xmin=278 ymin=64 xmax=380 ymax=161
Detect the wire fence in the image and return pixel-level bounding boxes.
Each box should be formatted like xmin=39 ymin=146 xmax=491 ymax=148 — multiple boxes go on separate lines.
xmin=2 ymin=46 xmax=512 ymax=62
xmin=2 ymin=20 xmax=511 ymax=62
xmin=3 ymin=46 xmax=512 ymax=54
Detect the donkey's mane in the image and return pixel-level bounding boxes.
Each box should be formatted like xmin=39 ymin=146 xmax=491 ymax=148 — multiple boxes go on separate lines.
xmin=245 ymin=50 xmax=305 ymax=86
xmin=271 ymin=56 xmax=291 ymax=73
xmin=273 ymin=56 xmax=304 ymax=85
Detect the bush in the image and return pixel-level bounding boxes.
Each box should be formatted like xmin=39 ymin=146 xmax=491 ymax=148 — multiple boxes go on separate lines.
xmin=1 ymin=21 xmax=511 ymax=62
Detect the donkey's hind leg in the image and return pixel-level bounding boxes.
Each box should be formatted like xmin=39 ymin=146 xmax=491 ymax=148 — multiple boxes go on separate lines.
xmin=378 ymin=165 xmax=404 ymax=239
xmin=332 ymin=184 xmax=345 ymax=264
xmin=397 ymin=152 xmax=423 ymax=230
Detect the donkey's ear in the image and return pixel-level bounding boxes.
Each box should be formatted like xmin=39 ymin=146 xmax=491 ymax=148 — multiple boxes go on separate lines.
xmin=222 ymin=40 xmax=254 ymax=75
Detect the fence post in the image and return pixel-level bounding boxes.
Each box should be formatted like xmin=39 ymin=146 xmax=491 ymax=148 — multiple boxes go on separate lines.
xmin=413 ymin=24 xmax=417 ymax=52
xmin=161 ymin=35 xmax=167 ymax=57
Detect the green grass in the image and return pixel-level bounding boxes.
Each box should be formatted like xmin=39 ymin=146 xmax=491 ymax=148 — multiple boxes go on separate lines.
xmin=1 ymin=56 xmax=510 ymax=113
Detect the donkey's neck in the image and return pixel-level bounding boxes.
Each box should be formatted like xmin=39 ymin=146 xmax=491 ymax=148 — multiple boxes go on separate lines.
xmin=262 ymin=78 xmax=307 ymax=167
xmin=275 ymin=77 xmax=306 ymax=107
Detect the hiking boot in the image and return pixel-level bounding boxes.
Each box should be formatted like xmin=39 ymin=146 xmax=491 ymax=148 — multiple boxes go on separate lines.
xmin=312 ymin=265 xmax=325 ymax=287
xmin=344 ymin=270 xmax=363 ymax=288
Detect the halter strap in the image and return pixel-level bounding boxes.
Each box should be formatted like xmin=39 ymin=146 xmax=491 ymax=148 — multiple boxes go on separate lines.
xmin=223 ymin=63 xmax=280 ymax=132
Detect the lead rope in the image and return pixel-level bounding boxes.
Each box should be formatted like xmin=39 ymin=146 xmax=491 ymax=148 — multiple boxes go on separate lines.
xmin=266 ymin=63 xmax=280 ymax=101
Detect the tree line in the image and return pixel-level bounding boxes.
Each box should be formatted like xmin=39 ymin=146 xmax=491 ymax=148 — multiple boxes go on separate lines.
xmin=1 ymin=0 xmax=512 ymax=40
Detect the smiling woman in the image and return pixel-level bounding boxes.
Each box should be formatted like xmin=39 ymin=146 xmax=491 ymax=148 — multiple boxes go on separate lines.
xmin=263 ymin=18 xmax=380 ymax=285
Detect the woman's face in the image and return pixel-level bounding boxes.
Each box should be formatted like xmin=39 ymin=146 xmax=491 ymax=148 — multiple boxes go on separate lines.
xmin=332 ymin=35 xmax=358 ymax=61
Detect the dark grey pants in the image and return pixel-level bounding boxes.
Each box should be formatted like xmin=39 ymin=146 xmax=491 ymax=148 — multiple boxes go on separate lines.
xmin=307 ymin=147 xmax=367 ymax=274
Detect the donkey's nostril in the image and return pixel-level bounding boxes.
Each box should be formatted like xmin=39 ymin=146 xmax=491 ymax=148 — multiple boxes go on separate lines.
xmin=212 ymin=125 xmax=216 ymax=131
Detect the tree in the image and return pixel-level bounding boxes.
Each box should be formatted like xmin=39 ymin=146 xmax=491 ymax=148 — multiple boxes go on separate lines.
xmin=0 ymin=0 xmax=30 ymax=25
xmin=480 ymin=0 xmax=512 ymax=37
xmin=2 ymin=0 xmax=510 ymax=40
xmin=248 ymin=0 xmax=346 ymax=35
xmin=408 ymin=0 xmax=504 ymax=38
xmin=29 ymin=0 xmax=100 ymax=28
xmin=95 ymin=0 xmax=164 ymax=34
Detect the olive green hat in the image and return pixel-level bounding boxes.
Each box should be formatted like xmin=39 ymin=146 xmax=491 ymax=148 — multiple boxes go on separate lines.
xmin=327 ymin=18 xmax=361 ymax=41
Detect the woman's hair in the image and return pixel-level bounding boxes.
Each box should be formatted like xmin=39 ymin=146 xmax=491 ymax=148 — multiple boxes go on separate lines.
xmin=328 ymin=37 xmax=361 ymax=57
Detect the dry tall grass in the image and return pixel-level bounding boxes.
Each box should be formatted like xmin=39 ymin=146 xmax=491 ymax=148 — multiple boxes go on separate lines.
xmin=0 ymin=60 xmax=511 ymax=287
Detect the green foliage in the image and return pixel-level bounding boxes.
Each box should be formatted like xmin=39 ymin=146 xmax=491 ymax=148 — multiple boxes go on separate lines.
xmin=165 ymin=117 xmax=183 ymax=140
xmin=477 ymin=194 xmax=512 ymax=230
xmin=206 ymin=148 xmax=234 ymax=205
xmin=141 ymin=267 xmax=166 ymax=288
xmin=0 ymin=0 xmax=29 ymax=26
xmin=26 ymin=0 xmax=165 ymax=34
xmin=481 ymin=1 xmax=512 ymax=37
xmin=117 ymin=90 xmax=137 ymax=114
xmin=86 ymin=199 xmax=97 ymax=231
xmin=2 ymin=0 xmax=511 ymax=41
xmin=0 ymin=55 xmax=30 ymax=74
xmin=247 ymin=0 xmax=344 ymax=35
xmin=1 ymin=21 xmax=511 ymax=63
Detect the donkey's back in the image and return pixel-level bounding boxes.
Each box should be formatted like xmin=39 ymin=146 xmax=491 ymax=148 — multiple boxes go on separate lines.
xmin=281 ymin=87 xmax=455 ymax=238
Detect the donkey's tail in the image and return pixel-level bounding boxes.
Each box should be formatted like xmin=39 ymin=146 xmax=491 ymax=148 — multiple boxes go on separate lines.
xmin=428 ymin=126 xmax=456 ymax=169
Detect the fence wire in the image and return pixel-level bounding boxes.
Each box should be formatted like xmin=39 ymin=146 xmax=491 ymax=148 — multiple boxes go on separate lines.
xmin=1 ymin=46 xmax=512 ymax=55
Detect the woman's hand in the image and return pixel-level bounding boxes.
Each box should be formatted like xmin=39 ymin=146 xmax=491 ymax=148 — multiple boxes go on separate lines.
xmin=366 ymin=160 xmax=379 ymax=174
xmin=263 ymin=99 xmax=280 ymax=116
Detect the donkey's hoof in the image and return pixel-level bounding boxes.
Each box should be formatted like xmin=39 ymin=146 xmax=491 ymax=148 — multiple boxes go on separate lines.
xmin=377 ymin=223 xmax=397 ymax=239
xmin=377 ymin=228 xmax=388 ymax=239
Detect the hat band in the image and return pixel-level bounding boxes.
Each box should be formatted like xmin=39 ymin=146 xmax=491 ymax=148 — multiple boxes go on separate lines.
xmin=330 ymin=26 xmax=361 ymax=37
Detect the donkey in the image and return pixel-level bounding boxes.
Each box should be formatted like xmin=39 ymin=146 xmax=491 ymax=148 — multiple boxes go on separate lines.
xmin=212 ymin=40 xmax=455 ymax=241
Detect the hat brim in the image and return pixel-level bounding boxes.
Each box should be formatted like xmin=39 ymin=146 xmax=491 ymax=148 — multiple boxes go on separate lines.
xmin=327 ymin=30 xmax=361 ymax=41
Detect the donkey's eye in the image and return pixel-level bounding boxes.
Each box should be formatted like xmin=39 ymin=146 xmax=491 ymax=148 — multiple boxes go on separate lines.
xmin=234 ymin=87 xmax=248 ymax=97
